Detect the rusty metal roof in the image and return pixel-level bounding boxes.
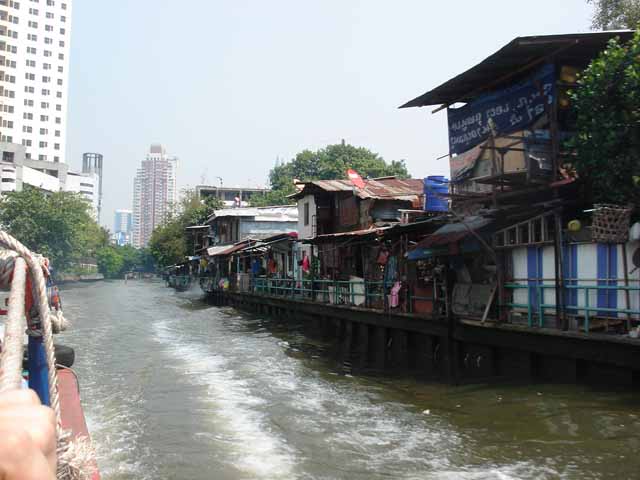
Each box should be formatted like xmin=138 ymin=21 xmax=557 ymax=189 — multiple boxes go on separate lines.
xmin=400 ymin=31 xmax=634 ymax=108
xmin=291 ymin=177 xmax=424 ymax=202
xmin=305 ymin=225 xmax=394 ymax=244
xmin=410 ymin=216 xmax=492 ymax=248
xmin=210 ymin=239 xmax=256 ymax=257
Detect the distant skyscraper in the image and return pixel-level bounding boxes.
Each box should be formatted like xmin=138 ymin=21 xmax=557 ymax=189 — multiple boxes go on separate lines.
xmin=132 ymin=144 xmax=178 ymax=248
xmin=0 ymin=0 xmax=73 ymax=164
xmin=82 ymin=153 xmax=103 ymax=222
xmin=113 ymin=209 xmax=133 ymax=246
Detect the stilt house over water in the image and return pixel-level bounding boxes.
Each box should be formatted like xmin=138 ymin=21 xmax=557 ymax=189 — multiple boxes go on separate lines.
xmin=400 ymin=31 xmax=640 ymax=332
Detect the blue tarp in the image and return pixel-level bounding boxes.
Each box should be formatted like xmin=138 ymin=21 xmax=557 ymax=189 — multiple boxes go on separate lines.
xmin=447 ymin=64 xmax=555 ymax=155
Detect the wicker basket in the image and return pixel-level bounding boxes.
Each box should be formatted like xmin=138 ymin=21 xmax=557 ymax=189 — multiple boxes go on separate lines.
xmin=591 ymin=204 xmax=633 ymax=243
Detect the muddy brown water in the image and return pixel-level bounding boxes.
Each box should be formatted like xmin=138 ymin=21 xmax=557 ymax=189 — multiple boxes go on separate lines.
xmin=59 ymin=280 xmax=640 ymax=479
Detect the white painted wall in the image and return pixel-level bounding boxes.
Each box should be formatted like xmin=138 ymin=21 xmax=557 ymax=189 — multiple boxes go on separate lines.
xmin=0 ymin=0 xmax=73 ymax=163
xmin=297 ymin=194 xmax=316 ymax=240
xmin=0 ymin=165 xmax=18 ymax=193
xmin=22 ymin=165 xmax=60 ymax=191
xmin=64 ymin=171 xmax=98 ymax=216
xmin=511 ymin=241 xmax=640 ymax=320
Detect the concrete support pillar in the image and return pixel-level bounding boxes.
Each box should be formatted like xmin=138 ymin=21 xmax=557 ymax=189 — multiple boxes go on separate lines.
xmin=423 ymin=335 xmax=436 ymax=377
xmin=341 ymin=320 xmax=353 ymax=362
xmin=390 ymin=329 xmax=408 ymax=371
xmin=439 ymin=336 xmax=459 ymax=384
xmin=354 ymin=323 xmax=369 ymax=371
xmin=371 ymin=326 xmax=387 ymax=371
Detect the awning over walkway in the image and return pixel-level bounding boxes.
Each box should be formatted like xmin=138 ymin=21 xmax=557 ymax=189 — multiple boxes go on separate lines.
xmin=207 ymin=246 xmax=231 ymax=256
xmin=408 ymin=216 xmax=492 ymax=257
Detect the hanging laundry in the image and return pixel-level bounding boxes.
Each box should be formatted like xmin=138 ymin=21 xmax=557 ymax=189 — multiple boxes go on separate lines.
xmin=389 ymin=281 xmax=402 ymax=308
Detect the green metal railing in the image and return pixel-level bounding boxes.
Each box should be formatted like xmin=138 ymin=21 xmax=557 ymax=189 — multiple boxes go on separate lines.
xmin=504 ymin=282 xmax=640 ymax=332
xmin=252 ymin=277 xmax=386 ymax=306
xmin=248 ymin=276 xmax=438 ymax=313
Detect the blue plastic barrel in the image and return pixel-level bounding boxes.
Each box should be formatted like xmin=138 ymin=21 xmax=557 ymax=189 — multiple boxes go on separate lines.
xmin=424 ymin=176 xmax=449 ymax=212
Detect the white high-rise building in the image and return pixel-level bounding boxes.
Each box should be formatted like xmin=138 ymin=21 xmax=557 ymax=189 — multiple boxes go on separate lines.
xmin=0 ymin=0 xmax=72 ymax=164
xmin=132 ymin=144 xmax=178 ymax=248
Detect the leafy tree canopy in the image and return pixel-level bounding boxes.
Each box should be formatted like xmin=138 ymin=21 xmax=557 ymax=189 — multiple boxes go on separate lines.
xmin=0 ymin=186 xmax=108 ymax=271
xmin=588 ymin=0 xmax=640 ymax=29
xmin=149 ymin=189 xmax=223 ymax=267
xmin=96 ymin=245 xmax=154 ymax=279
xmin=569 ymin=31 xmax=640 ymax=207
xmin=96 ymin=246 xmax=125 ymax=278
xmin=252 ymin=141 xmax=409 ymax=206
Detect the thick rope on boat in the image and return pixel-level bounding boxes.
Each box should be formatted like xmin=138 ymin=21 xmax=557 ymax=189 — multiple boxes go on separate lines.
xmin=0 ymin=249 xmax=19 ymax=289
xmin=0 ymin=257 xmax=27 ymax=392
xmin=0 ymin=231 xmax=94 ymax=480
xmin=0 ymin=233 xmax=62 ymax=426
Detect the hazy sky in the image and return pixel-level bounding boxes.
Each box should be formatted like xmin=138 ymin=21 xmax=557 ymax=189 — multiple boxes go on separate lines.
xmin=66 ymin=0 xmax=595 ymax=229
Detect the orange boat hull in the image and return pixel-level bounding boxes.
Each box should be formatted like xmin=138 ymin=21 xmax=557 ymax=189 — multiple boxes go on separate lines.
xmin=58 ymin=368 xmax=100 ymax=480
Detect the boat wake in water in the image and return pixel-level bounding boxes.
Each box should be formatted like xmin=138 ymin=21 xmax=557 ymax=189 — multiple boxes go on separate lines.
xmin=61 ymin=282 xmax=640 ymax=480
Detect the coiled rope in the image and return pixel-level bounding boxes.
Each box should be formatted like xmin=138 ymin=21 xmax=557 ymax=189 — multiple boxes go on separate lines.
xmin=0 ymin=231 xmax=94 ymax=480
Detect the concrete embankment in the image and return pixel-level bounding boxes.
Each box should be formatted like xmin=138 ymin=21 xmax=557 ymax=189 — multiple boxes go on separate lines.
xmin=207 ymin=290 xmax=640 ymax=389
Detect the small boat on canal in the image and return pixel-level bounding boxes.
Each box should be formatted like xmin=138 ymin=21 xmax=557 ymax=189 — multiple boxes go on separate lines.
xmin=165 ymin=263 xmax=194 ymax=292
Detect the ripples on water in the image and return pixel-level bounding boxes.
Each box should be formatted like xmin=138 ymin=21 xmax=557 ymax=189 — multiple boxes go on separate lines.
xmin=59 ymin=281 xmax=640 ymax=480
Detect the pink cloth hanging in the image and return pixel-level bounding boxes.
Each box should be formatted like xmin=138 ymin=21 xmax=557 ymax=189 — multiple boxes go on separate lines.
xmin=389 ymin=281 xmax=402 ymax=308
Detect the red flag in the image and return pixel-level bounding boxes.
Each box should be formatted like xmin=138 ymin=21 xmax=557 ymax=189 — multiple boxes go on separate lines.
xmin=347 ymin=169 xmax=365 ymax=189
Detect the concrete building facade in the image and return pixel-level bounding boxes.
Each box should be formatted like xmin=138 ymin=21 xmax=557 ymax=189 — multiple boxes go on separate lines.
xmin=0 ymin=0 xmax=73 ymax=165
xmin=195 ymin=185 xmax=269 ymax=207
xmin=82 ymin=152 xmax=103 ymax=222
xmin=0 ymin=142 xmax=99 ymax=217
xmin=132 ymin=144 xmax=178 ymax=248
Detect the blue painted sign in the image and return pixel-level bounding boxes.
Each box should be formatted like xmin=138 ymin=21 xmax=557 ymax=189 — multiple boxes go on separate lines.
xmin=447 ymin=64 xmax=555 ymax=155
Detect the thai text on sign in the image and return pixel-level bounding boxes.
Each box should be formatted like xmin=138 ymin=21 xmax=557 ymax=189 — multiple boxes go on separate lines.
xmin=447 ymin=64 xmax=555 ymax=155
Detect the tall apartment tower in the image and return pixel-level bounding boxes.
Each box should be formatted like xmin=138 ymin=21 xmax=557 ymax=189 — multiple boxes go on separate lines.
xmin=0 ymin=0 xmax=73 ymax=164
xmin=113 ymin=209 xmax=132 ymax=246
xmin=132 ymin=144 xmax=178 ymax=248
xmin=82 ymin=152 xmax=103 ymax=222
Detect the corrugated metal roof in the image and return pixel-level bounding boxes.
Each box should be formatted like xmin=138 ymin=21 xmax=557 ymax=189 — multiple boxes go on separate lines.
xmin=400 ymin=31 xmax=634 ymax=108
xmin=306 ymin=225 xmax=393 ymax=244
xmin=291 ymin=177 xmax=424 ymax=202
xmin=211 ymin=240 xmax=257 ymax=257
xmin=207 ymin=206 xmax=298 ymax=223
xmin=206 ymin=246 xmax=230 ymax=256
xmin=410 ymin=216 xmax=492 ymax=248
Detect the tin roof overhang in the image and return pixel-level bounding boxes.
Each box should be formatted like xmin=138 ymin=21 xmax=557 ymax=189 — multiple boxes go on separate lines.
xmin=304 ymin=225 xmax=394 ymax=244
xmin=400 ymin=31 xmax=634 ymax=108
xmin=289 ymin=178 xmax=423 ymax=202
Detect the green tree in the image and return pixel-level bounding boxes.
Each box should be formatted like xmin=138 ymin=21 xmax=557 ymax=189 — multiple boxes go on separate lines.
xmin=96 ymin=244 xmax=154 ymax=279
xmin=137 ymin=248 xmax=156 ymax=272
xmin=149 ymin=219 xmax=186 ymax=267
xmin=569 ymin=31 xmax=640 ymax=207
xmin=252 ymin=141 xmax=410 ymax=206
xmin=96 ymin=246 xmax=125 ymax=278
xmin=0 ymin=186 xmax=105 ymax=271
xmin=149 ymin=189 xmax=223 ymax=267
xmin=588 ymin=0 xmax=640 ymax=29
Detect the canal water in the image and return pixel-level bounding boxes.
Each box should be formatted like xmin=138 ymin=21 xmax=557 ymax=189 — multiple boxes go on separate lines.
xmin=60 ymin=280 xmax=640 ymax=480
